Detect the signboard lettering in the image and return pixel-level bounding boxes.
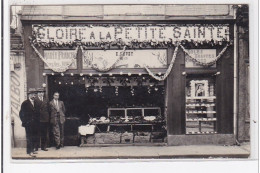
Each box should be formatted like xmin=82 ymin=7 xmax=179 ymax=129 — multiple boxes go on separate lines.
xmin=185 ymin=49 xmax=217 ymax=68
xmin=43 ymin=50 xmax=77 ymax=69
xmin=33 ymin=24 xmax=229 ymax=43
xmin=83 ymin=49 xmax=167 ymax=69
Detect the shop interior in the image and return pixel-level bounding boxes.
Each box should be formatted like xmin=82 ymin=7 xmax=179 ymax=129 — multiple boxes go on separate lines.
xmin=47 ymin=74 xmax=167 ymax=145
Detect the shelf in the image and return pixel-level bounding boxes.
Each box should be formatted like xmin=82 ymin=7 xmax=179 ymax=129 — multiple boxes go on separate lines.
xmin=186 ymin=131 xmax=217 ymax=135
xmin=186 ymin=111 xmax=216 ymax=114
xmin=106 ymin=107 xmax=164 ymax=132
xmin=186 ymin=103 xmax=215 ymax=107
xmin=186 ymin=96 xmax=216 ymax=100
xmin=186 ymin=118 xmax=217 ymax=122
xmin=91 ymin=121 xmax=165 ymax=125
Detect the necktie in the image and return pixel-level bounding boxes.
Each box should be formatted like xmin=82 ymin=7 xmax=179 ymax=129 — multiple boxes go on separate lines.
xmin=56 ymin=100 xmax=59 ymax=111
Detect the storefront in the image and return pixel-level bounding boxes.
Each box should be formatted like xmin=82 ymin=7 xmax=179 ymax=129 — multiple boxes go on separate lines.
xmin=19 ymin=5 xmax=240 ymax=146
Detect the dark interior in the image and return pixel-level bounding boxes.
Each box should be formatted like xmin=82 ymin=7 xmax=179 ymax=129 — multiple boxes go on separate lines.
xmin=47 ymin=75 xmax=166 ymax=145
xmin=48 ymin=75 xmax=165 ymax=124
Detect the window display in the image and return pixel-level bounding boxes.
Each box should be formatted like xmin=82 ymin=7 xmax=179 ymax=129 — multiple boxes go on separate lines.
xmin=49 ymin=75 xmax=166 ymax=145
xmin=185 ymin=75 xmax=217 ymax=134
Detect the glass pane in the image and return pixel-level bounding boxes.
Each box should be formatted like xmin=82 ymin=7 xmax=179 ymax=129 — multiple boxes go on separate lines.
xmin=127 ymin=109 xmax=142 ymax=117
xmin=144 ymin=108 xmax=161 ymax=117
xmin=185 ymin=76 xmax=217 ymax=134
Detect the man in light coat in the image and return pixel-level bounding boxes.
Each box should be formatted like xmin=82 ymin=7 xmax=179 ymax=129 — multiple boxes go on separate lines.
xmin=49 ymin=92 xmax=66 ymax=149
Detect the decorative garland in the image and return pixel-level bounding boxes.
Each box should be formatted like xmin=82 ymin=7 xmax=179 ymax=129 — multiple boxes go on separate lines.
xmin=30 ymin=41 xmax=79 ymax=73
xmin=82 ymin=46 xmax=126 ymax=72
xmin=180 ymin=44 xmax=229 ymax=67
xmin=144 ymin=43 xmax=179 ymax=81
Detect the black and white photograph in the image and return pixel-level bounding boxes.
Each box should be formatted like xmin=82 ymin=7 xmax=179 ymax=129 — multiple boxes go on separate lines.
xmin=3 ymin=1 xmax=259 ymax=173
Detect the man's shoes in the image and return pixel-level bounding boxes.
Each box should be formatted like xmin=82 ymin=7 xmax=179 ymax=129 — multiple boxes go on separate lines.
xmin=60 ymin=144 xmax=64 ymax=148
xmin=56 ymin=145 xmax=61 ymax=150
xmin=28 ymin=152 xmax=36 ymax=158
xmin=33 ymin=151 xmax=38 ymax=154
xmin=41 ymin=148 xmax=48 ymax=151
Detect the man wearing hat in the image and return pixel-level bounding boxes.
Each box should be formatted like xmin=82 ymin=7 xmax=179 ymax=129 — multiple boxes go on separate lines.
xmin=19 ymin=88 xmax=39 ymax=157
xmin=35 ymin=88 xmax=50 ymax=151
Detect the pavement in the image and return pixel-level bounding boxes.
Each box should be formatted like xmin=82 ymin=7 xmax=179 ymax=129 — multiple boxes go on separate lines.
xmin=11 ymin=143 xmax=250 ymax=159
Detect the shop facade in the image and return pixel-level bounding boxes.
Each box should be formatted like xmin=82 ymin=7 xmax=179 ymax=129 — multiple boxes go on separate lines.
xmin=14 ymin=5 xmax=249 ymax=147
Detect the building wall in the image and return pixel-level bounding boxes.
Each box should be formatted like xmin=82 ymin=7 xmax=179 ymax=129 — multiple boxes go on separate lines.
xmin=10 ymin=53 xmax=27 ymax=147
xmin=21 ymin=5 xmax=235 ymax=21
xmin=237 ymin=5 xmax=250 ymax=142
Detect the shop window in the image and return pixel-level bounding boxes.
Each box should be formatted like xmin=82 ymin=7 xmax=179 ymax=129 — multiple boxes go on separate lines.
xmin=185 ymin=74 xmax=217 ymax=134
xmin=48 ymin=75 xmax=167 ymax=143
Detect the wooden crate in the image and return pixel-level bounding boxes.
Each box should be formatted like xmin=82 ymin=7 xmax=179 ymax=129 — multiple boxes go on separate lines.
xmin=134 ymin=136 xmax=151 ymax=143
xmin=150 ymin=132 xmax=166 ymax=143
xmin=151 ymin=138 xmax=164 ymax=143
xmin=121 ymin=132 xmax=134 ymax=143
xmin=134 ymin=132 xmax=151 ymax=143
xmin=95 ymin=132 xmax=121 ymax=144
xmin=86 ymin=135 xmax=95 ymax=144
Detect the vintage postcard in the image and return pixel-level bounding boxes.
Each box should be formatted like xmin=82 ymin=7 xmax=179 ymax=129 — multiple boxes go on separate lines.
xmin=6 ymin=2 xmax=255 ymax=167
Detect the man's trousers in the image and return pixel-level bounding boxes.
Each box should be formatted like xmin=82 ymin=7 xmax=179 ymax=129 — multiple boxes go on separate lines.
xmin=52 ymin=119 xmax=64 ymax=147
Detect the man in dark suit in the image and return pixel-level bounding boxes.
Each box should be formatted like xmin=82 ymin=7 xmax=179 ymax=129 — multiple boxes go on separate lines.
xmin=35 ymin=88 xmax=50 ymax=151
xmin=49 ymin=92 xmax=66 ymax=149
xmin=19 ymin=88 xmax=39 ymax=157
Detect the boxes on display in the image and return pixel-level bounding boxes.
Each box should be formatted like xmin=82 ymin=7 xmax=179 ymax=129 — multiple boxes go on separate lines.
xmin=86 ymin=135 xmax=95 ymax=144
xmin=134 ymin=132 xmax=151 ymax=143
xmin=143 ymin=107 xmax=161 ymax=122
xmin=89 ymin=116 xmax=110 ymax=124
xmin=108 ymin=107 xmax=163 ymax=123
xmin=150 ymin=132 xmax=166 ymax=143
xmin=108 ymin=108 xmax=126 ymax=122
xmin=126 ymin=108 xmax=142 ymax=122
xmin=95 ymin=132 xmax=121 ymax=144
xmin=121 ymin=132 xmax=134 ymax=143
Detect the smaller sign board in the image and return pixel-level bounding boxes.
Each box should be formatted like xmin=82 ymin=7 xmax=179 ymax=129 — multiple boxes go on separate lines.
xmin=185 ymin=49 xmax=217 ymax=68
xmin=82 ymin=49 xmax=167 ymax=69
xmin=43 ymin=50 xmax=77 ymax=70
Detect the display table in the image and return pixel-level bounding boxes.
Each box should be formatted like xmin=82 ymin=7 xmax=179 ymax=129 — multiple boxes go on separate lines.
xmin=79 ymin=107 xmax=166 ymax=146
xmin=90 ymin=121 xmax=165 ymax=132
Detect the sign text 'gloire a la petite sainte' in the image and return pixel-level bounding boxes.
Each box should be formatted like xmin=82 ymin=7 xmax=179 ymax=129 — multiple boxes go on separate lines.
xmin=33 ymin=24 xmax=230 ymax=43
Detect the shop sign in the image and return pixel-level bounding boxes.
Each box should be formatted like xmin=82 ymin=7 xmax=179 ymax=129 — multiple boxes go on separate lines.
xmin=185 ymin=49 xmax=217 ymax=68
xmin=82 ymin=49 xmax=167 ymax=69
xmin=33 ymin=24 xmax=229 ymax=43
xmin=43 ymin=50 xmax=77 ymax=69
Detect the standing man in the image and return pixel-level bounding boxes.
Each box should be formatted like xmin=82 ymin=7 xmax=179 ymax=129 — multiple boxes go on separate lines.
xmin=19 ymin=88 xmax=39 ymax=157
xmin=35 ymin=88 xmax=50 ymax=151
xmin=49 ymin=92 xmax=66 ymax=149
